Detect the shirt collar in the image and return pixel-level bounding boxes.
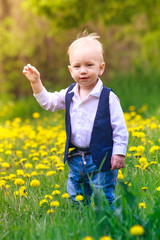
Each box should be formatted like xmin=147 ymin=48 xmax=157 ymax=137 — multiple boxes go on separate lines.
xmin=68 ymin=78 xmax=103 ymax=98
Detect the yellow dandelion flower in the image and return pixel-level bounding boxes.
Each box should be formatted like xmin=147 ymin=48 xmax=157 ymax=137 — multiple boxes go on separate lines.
xmin=129 ymin=225 xmax=144 ymax=236
xmin=45 ymin=195 xmax=53 ymax=200
xmin=24 ymin=163 xmax=33 ymax=169
xmin=24 ymin=173 xmax=31 ymax=178
xmin=141 ymin=138 xmax=146 ymax=143
xmin=138 ymin=104 xmax=147 ymax=113
xmin=14 ymin=190 xmax=20 ymax=198
xmin=36 ymin=164 xmax=49 ymax=170
xmin=55 ymin=184 xmax=60 ymax=189
xmin=62 ymin=193 xmax=69 ymax=199
xmin=141 ymin=187 xmax=148 ymax=191
xmin=99 ymin=236 xmax=112 ymax=240
xmin=129 ymin=105 xmax=136 ymax=111
xmin=39 ymin=199 xmax=48 ymax=206
xmin=5 ymin=150 xmax=12 ymax=155
xmin=139 ymin=132 xmax=145 ymax=138
xmin=118 ymin=172 xmax=124 ymax=180
xmin=150 ymin=145 xmax=160 ymax=153
xmin=51 ymin=147 xmax=57 ymax=153
xmin=150 ymin=161 xmax=158 ymax=165
xmin=50 ymin=201 xmax=60 ymax=207
xmin=134 ymin=164 xmax=141 ymax=169
xmin=40 ymin=145 xmax=46 ymax=150
xmin=57 ymin=167 xmax=64 ymax=171
xmin=0 ymin=180 xmax=6 ymax=187
xmin=126 ymin=153 xmax=131 ymax=157
xmin=156 ymin=186 xmax=160 ymax=191
xmin=5 ymin=185 xmax=10 ymax=189
xmin=129 ymin=146 xmax=137 ymax=152
xmin=139 ymin=202 xmax=146 ymax=209
xmin=16 ymin=150 xmax=22 ymax=157
xmin=143 ymin=163 xmax=149 ymax=170
xmin=32 ymin=112 xmax=40 ymax=119
xmin=56 ymin=162 xmax=64 ymax=167
xmin=133 ymin=153 xmax=141 ymax=157
xmin=137 ymin=145 xmax=145 ymax=154
xmin=75 ymin=195 xmax=84 ymax=201
xmin=46 ymin=171 xmax=56 ymax=176
xmin=32 ymin=157 xmax=39 ymax=161
xmin=139 ymin=157 xmax=147 ymax=164
xmin=82 ymin=236 xmax=93 ymax=240
xmin=9 ymin=174 xmax=16 ymax=179
xmin=19 ymin=186 xmax=28 ymax=197
xmin=31 ymin=171 xmax=38 ymax=176
xmin=40 ymin=151 xmax=48 ymax=157
xmin=2 ymin=162 xmax=10 ymax=168
xmin=41 ymin=159 xmax=49 ymax=165
xmin=52 ymin=190 xmax=61 ymax=195
xmin=14 ymin=178 xmax=25 ymax=186
xmin=149 ymin=123 xmax=157 ymax=130
xmin=30 ymin=179 xmax=40 ymax=187
xmin=16 ymin=169 xmax=24 ymax=176
xmin=47 ymin=209 xmax=54 ymax=214
xmin=19 ymin=158 xmax=27 ymax=163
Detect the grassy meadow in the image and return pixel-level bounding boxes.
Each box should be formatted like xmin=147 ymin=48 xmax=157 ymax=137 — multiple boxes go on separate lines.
xmin=0 ymin=72 xmax=160 ymax=240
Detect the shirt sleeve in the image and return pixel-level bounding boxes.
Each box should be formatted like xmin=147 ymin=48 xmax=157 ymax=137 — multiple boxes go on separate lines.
xmin=109 ymin=91 xmax=129 ymax=156
xmin=33 ymin=87 xmax=68 ymax=112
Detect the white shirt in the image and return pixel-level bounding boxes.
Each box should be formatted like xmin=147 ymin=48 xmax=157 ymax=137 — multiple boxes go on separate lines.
xmin=34 ymin=79 xmax=128 ymax=156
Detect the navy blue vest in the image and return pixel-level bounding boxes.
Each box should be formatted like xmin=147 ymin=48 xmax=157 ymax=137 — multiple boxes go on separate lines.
xmin=64 ymin=83 xmax=113 ymax=171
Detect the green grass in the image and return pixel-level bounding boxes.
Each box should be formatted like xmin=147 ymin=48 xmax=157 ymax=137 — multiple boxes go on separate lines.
xmin=105 ymin=69 xmax=160 ymax=116
xmin=0 ymin=105 xmax=160 ymax=240
xmin=0 ymin=71 xmax=160 ymax=239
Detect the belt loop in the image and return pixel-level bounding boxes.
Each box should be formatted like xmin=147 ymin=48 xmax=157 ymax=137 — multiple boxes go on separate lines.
xmin=81 ymin=152 xmax=87 ymax=165
xmin=79 ymin=161 xmax=86 ymax=176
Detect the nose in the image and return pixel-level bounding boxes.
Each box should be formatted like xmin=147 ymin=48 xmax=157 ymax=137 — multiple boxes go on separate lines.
xmin=80 ymin=66 xmax=87 ymax=74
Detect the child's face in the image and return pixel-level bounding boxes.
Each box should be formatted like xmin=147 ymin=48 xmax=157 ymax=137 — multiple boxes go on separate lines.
xmin=68 ymin=43 xmax=105 ymax=90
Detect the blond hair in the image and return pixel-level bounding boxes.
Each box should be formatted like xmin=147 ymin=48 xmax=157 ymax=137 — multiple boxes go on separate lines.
xmin=68 ymin=30 xmax=104 ymax=62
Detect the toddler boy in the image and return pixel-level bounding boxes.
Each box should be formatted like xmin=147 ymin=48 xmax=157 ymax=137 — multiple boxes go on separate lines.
xmin=23 ymin=32 xmax=128 ymax=209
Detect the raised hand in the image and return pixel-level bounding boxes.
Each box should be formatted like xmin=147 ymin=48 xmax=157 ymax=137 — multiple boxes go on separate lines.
xmin=23 ymin=64 xmax=43 ymax=94
xmin=23 ymin=64 xmax=40 ymax=84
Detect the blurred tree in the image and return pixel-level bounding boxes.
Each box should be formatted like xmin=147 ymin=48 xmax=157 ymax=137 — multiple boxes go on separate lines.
xmin=0 ymin=0 xmax=11 ymax=19
xmin=22 ymin=0 xmax=160 ymax=31
xmin=21 ymin=0 xmax=160 ymax=73
xmin=0 ymin=0 xmax=160 ymax=99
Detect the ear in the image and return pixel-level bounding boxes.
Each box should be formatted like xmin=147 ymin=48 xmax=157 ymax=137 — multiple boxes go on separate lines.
xmin=99 ymin=62 xmax=105 ymax=76
xmin=68 ymin=65 xmax=73 ymax=78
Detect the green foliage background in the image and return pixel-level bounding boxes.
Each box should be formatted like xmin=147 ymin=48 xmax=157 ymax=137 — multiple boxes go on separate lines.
xmin=0 ymin=0 xmax=160 ymax=111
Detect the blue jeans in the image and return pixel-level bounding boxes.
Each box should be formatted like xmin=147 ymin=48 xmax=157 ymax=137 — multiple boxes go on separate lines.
xmin=67 ymin=154 xmax=118 ymax=208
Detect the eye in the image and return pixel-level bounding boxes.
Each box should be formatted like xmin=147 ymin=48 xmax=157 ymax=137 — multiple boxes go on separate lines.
xmin=87 ymin=63 xmax=93 ymax=67
xmin=74 ymin=65 xmax=80 ymax=68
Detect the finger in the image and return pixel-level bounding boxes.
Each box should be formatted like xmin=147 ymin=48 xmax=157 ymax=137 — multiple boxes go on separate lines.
xmin=27 ymin=64 xmax=35 ymax=72
xmin=27 ymin=64 xmax=31 ymax=68
xmin=23 ymin=66 xmax=29 ymax=71
xmin=111 ymin=163 xmax=116 ymax=170
xmin=23 ymin=70 xmax=27 ymax=74
xmin=27 ymin=65 xmax=39 ymax=74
